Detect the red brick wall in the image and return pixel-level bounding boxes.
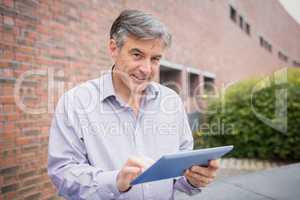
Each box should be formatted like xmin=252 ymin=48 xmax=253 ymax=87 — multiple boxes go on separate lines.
xmin=0 ymin=0 xmax=299 ymax=199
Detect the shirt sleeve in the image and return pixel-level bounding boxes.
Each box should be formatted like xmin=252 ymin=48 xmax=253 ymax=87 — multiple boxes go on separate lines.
xmin=47 ymin=93 xmax=122 ymax=200
xmin=173 ymin=98 xmax=202 ymax=195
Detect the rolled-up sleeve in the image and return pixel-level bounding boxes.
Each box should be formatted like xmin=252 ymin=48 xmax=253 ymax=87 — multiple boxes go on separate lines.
xmin=173 ymin=99 xmax=202 ymax=195
xmin=48 ymin=93 xmax=121 ymax=200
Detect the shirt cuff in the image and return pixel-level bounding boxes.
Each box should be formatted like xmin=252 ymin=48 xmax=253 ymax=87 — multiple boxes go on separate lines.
xmin=174 ymin=176 xmax=202 ymax=196
xmin=184 ymin=176 xmax=202 ymax=190
xmin=96 ymin=170 xmax=122 ymax=199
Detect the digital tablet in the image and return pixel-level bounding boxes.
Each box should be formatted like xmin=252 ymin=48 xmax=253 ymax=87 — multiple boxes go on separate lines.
xmin=131 ymin=145 xmax=234 ymax=185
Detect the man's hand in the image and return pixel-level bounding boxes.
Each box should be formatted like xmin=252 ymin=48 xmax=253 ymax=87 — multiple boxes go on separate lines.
xmin=116 ymin=156 xmax=154 ymax=192
xmin=183 ymin=159 xmax=220 ymax=188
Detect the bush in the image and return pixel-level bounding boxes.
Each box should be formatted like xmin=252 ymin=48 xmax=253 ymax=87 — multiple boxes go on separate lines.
xmin=194 ymin=68 xmax=300 ymax=161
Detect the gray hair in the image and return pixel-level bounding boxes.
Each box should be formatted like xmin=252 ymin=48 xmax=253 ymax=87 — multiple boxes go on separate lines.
xmin=110 ymin=9 xmax=172 ymax=48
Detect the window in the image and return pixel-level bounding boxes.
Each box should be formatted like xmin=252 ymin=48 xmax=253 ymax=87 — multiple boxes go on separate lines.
xmin=159 ymin=65 xmax=182 ymax=94
xmin=278 ymin=51 xmax=288 ymax=62
xmin=259 ymin=36 xmax=264 ymax=47
xmin=229 ymin=5 xmax=251 ymax=37
xmin=230 ymin=6 xmax=237 ymax=22
xmin=259 ymin=36 xmax=272 ymax=53
xmin=267 ymin=43 xmax=272 ymax=53
xmin=188 ymin=73 xmax=200 ymax=97
xmin=239 ymin=15 xmax=244 ymax=29
xmin=203 ymin=76 xmax=215 ymax=94
xmin=229 ymin=5 xmax=252 ymax=37
xmin=245 ymin=23 xmax=251 ymax=35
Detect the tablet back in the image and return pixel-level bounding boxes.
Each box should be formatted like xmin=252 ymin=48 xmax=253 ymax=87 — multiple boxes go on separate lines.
xmin=131 ymin=145 xmax=233 ymax=185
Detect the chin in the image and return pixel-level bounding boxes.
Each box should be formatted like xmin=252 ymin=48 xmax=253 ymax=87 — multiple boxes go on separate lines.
xmin=131 ymin=82 xmax=149 ymax=94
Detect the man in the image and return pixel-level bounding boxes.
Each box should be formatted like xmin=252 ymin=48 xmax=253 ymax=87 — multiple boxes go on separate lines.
xmin=48 ymin=10 xmax=219 ymax=200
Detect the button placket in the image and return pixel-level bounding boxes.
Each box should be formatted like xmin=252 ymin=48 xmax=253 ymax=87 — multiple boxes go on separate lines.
xmin=133 ymin=97 xmax=148 ymax=155
xmin=134 ymin=112 xmax=144 ymax=155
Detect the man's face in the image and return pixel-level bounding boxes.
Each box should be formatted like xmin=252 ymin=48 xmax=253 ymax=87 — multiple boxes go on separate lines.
xmin=109 ymin=35 xmax=165 ymax=94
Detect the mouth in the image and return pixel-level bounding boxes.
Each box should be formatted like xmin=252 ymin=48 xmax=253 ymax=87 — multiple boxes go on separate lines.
xmin=130 ymin=74 xmax=148 ymax=83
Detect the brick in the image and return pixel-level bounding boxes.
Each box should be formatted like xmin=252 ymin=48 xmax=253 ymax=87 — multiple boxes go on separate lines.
xmin=3 ymin=174 xmax=18 ymax=184
xmin=14 ymin=1 xmax=38 ymax=21
xmin=0 ymin=48 xmax=14 ymax=60
xmin=1 ymin=183 xmax=19 ymax=194
xmin=2 ymin=104 xmax=16 ymax=112
xmin=23 ymin=176 xmax=43 ymax=187
xmin=21 ymin=144 xmax=39 ymax=153
xmin=0 ymin=176 xmax=3 ymax=186
xmin=3 ymin=15 xmax=15 ymax=27
xmin=15 ymin=46 xmax=35 ymax=55
xmin=1 ymin=123 xmax=15 ymax=134
xmin=0 ymin=60 xmax=21 ymax=69
xmin=0 ymin=4 xmax=18 ymax=17
xmin=2 ymin=0 xmax=14 ymax=8
xmin=0 ymin=166 xmax=19 ymax=176
xmin=0 ymin=96 xmax=15 ymax=105
xmin=0 ymin=88 xmax=11 ymax=97
xmin=6 ymin=191 xmax=18 ymax=200
xmin=19 ymin=170 xmax=36 ymax=180
xmin=2 ymin=31 xmax=15 ymax=43
xmin=24 ymin=192 xmax=41 ymax=200
xmin=21 ymin=127 xmax=40 ymax=136
xmin=39 ymin=167 xmax=47 ymax=175
xmin=0 ymin=155 xmax=18 ymax=167
xmin=0 ymin=76 xmax=16 ymax=84
xmin=0 ymin=61 xmax=10 ymax=68
xmin=46 ymin=195 xmax=62 ymax=200
xmin=6 ymin=113 xmax=19 ymax=121
xmin=42 ymin=181 xmax=52 ymax=188
xmin=17 ymin=185 xmax=36 ymax=196
xmin=15 ymin=53 xmax=34 ymax=63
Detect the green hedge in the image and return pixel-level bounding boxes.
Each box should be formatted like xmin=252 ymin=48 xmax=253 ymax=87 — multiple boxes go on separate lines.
xmin=194 ymin=68 xmax=300 ymax=161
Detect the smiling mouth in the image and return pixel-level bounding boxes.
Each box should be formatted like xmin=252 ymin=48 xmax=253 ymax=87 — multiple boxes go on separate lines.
xmin=131 ymin=74 xmax=147 ymax=82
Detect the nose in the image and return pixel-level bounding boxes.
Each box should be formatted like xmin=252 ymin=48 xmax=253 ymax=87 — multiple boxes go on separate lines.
xmin=139 ymin=59 xmax=152 ymax=75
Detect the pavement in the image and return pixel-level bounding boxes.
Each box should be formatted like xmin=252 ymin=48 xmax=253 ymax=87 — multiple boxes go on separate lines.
xmin=176 ymin=163 xmax=300 ymax=200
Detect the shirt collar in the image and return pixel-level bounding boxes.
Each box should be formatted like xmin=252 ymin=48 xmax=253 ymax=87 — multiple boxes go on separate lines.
xmin=99 ymin=72 xmax=159 ymax=102
xmin=99 ymin=72 xmax=116 ymax=102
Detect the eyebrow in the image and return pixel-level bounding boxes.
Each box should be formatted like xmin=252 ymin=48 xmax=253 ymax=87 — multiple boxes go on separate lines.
xmin=129 ymin=48 xmax=162 ymax=58
xmin=129 ymin=48 xmax=144 ymax=55
xmin=152 ymin=55 xmax=162 ymax=59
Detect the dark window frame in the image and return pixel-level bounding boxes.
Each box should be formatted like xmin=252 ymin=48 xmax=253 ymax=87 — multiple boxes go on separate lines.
xmin=245 ymin=23 xmax=251 ymax=35
xmin=259 ymin=36 xmax=264 ymax=47
xmin=230 ymin=5 xmax=237 ymax=22
xmin=203 ymin=76 xmax=215 ymax=94
xmin=188 ymin=73 xmax=200 ymax=97
xmin=278 ymin=51 xmax=289 ymax=62
xmin=259 ymin=36 xmax=273 ymax=53
xmin=269 ymin=44 xmax=272 ymax=53
xmin=239 ymin=15 xmax=244 ymax=29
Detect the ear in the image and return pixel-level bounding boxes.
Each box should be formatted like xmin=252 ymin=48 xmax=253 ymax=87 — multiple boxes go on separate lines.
xmin=108 ymin=39 xmax=119 ymax=60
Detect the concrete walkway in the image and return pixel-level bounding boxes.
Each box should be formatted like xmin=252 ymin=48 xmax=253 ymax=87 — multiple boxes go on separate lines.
xmin=176 ymin=163 xmax=300 ymax=200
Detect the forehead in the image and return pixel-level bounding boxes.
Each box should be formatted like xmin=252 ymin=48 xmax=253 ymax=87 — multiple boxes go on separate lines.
xmin=122 ymin=35 xmax=165 ymax=54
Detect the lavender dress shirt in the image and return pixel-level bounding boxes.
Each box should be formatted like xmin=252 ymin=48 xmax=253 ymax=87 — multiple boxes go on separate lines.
xmin=48 ymin=72 xmax=201 ymax=200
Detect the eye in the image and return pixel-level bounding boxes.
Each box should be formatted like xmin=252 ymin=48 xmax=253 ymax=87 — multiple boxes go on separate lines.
xmin=151 ymin=57 xmax=161 ymax=64
xmin=132 ymin=53 xmax=142 ymax=60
